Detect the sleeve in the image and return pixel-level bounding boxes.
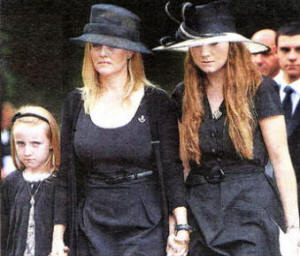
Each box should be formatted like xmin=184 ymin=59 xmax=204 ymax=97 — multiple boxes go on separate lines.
xmin=157 ymin=91 xmax=186 ymax=211
xmin=53 ymin=91 xmax=78 ymax=225
xmin=1 ymin=177 xmax=11 ymax=254
xmin=53 ymin=175 xmax=68 ymax=225
xmin=254 ymin=77 xmax=283 ymax=120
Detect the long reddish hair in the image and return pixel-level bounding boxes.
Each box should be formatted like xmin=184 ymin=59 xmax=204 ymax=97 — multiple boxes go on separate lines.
xmin=180 ymin=43 xmax=262 ymax=164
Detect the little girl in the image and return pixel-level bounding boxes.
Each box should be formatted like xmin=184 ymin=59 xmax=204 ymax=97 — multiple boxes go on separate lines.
xmin=1 ymin=105 xmax=68 ymax=256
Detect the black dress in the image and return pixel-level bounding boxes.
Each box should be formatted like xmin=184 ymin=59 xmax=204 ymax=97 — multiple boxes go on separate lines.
xmin=1 ymin=170 xmax=66 ymax=256
xmin=172 ymin=77 xmax=285 ymax=256
xmin=60 ymin=86 xmax=185 ymax=256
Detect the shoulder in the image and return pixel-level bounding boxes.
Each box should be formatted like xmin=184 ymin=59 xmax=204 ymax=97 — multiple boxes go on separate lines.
xmin=144 ymin=85 xmax=174 ymax=108
xmin=145 ymin=85 xmax=170 ymax=100
xmin=170 ymin=82 xmax=184 ymax=120
xmin=62 ymin=88 xmax=82 ymax=114
xmin=1 ymin=170 xmax=22 ymax=188
xmin=254 ymin=77 xmax=283 ymax=119
xmin=171 ymin=82 xmax=184 ymax=103
xmin=256 ymin=76 xmax=279 ymax=96
xmin=172 ymin=82 xmax=184 ymax=96
xmin=65 ymin=88 xmax=82 ymax=104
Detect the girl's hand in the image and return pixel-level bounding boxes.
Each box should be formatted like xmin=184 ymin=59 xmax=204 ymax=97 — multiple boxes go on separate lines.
xmin=166 ymin=230 xmax=190 ymax=256
xmin=49 ymin=239 xmax=69 ymax=256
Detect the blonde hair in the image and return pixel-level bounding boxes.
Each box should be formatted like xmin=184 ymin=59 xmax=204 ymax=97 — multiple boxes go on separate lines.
xmin=181 ymin=43 xmax=262 ymax=164
xmin=10 ymin=105 xmax=60 ymax=171
xmin=80 ymin=42 xmax=154 ymax=114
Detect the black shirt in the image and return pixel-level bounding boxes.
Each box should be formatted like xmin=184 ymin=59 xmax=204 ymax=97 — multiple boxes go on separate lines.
xmin=172 ymin=77 xmax=283 ymax=174
xmin=74 ymin=102 xmax=152 ymax=177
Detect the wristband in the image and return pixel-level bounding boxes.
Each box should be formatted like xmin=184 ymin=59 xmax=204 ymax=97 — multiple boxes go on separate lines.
xmin=174 ymin=224 xmax=193 ymax=232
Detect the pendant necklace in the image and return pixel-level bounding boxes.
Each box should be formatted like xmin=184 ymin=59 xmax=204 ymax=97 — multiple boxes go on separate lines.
xmin=23 ymin=181 xmax=43 ymax=256
xmin=212 ymin=108 xmax=222 ymax=120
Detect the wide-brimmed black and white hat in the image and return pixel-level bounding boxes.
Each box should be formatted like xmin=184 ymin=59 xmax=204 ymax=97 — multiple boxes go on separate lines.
xmin=153 ymin=0 xmax=269 ymax=54
xmin=71 ymin=4 xmax=151 ymax=54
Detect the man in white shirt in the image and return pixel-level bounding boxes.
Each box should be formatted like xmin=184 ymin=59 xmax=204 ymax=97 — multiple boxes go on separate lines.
xmin=274 ymin=22 xmax=300 ymax=195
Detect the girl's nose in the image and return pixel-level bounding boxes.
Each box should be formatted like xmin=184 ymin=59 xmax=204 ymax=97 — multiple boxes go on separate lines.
xmin=24 ymin=145 xmax=32 ymax=156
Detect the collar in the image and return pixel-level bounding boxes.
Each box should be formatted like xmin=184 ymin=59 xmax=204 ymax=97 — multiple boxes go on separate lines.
xmin=23 ymin=171 xmax=53 ymax=182
xmin=274 ymin=71 xmax=300 ymax=96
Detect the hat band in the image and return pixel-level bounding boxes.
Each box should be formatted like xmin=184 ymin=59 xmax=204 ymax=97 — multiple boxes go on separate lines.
xmin=84 ymin=23 xmax=140 ymax=42
xmin=179 ymin=24 xmax=227 ymax=40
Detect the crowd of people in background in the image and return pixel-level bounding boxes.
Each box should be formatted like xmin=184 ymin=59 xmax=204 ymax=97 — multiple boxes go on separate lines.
xmin=251 ymin=23 xmax=300 ymax=207
xmin=1 ymin=1 xmax=300 ymax=256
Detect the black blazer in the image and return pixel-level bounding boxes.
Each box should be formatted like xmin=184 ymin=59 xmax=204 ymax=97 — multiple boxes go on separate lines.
xmin=275 ymin=83 xmax=300 ymax=181
xmin=59 ymin=86 xmax=185 ymax=255
xmin=287 ymin=102 xmax=300 ymax=181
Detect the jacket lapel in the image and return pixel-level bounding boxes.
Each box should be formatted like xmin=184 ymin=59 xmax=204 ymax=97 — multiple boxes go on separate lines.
xmin=287 ymin=102 xmax=300 ymax=137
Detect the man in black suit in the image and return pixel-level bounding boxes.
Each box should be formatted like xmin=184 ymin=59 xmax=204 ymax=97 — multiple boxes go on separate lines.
xmin=274 ymin=22 xmax=300 ymax=190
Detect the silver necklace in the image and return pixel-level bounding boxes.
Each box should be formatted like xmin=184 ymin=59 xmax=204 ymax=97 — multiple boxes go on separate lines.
xmin=212 ymin=108 xmax=222 ymax=120
xmin=24 ymin=181 xmax=43 ymax=256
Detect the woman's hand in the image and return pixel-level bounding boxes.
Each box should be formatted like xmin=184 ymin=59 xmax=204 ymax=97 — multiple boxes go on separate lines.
xmin=49 ymin=238 xmax=69 ymax=256
xmin=287 ymin=226 xmax=300 ymax=248
xmin=166 ymin=230 xmax=190 ymax=256
xmin=279 ymin=226 xmax=300 ymax=256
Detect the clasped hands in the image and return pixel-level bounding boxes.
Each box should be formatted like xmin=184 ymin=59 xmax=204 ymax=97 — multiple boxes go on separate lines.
xmin=166 ymin=230 xmax=190 ymax=256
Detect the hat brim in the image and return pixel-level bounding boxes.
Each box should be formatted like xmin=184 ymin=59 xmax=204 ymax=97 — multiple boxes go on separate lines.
xmin=70 ymin=33 xmax=152 ymax=54
xmin=153 ymin=32 xmax=269 ymax=54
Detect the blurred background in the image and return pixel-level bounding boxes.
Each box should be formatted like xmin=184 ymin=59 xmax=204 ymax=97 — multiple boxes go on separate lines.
xmin=0 ymin=0 xmax=300 ymax=122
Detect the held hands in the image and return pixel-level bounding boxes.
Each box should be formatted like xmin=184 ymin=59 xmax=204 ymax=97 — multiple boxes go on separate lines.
xmin=279 ymin=226 xmax=300 ymax=256
xmin=286 ymin=226 xmax=300 ymax=255
xmin=166 ymin=230 xmax=190 ymax=256
xmin=49 ymin=239 xmax=69 ymax=256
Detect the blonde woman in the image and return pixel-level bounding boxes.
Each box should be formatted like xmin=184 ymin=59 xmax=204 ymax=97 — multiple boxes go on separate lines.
xmin=59 ymin=4 xmax=189 ymax=256
xmin=156 ymin=1 xmax=300 ymax=255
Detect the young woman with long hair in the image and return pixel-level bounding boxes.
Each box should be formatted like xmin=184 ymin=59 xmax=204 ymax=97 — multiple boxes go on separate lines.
xmin=156 ymin=1 xmax=300 ymax=255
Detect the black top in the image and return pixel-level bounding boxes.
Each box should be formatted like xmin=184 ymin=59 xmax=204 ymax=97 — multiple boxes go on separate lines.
xmin=59 ymin=86 xmax=185 ymax=254
xmin=1 ymin=170 xmax=66 ymax=256
xmin=74 ymin=101 xmax=152 ymax=177
xmin=172 ymin=77 xmax=283 ymax=174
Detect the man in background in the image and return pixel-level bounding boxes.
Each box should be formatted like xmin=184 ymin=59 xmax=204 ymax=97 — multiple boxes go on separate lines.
xmin=275 ymin=22 xmax=300 ymax=200
xmin=251 ymin=29 xmax=281 ymax=79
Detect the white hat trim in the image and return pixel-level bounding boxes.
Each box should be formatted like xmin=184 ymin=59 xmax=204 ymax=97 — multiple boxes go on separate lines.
xmin=153 ymin=32 xmax=269 ymax=54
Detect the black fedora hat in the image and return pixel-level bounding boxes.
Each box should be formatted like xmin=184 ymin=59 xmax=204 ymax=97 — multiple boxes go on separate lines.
xmin=154 ymin=0 xmax=269 ymax=53
xmin=71 ymin=4 xmax=151 ymax=54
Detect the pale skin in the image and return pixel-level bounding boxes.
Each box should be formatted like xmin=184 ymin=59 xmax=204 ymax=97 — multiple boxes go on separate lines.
xmin=50 ymin=225 xmax=69 ymax=256
xmin=89 ymin=44 xmax=190 ymax=255
xmin=13 ymin=122 xmax=68 ymax=256
xmin=277 ymin=34 xmax=300 ymax=84
xmin=251 ymin=29 xmax=280 ymax=78
xmin=170 ymin=42 xmax=300 ymax=254
xmin=88 ymin=44 xmax=143 ymax=127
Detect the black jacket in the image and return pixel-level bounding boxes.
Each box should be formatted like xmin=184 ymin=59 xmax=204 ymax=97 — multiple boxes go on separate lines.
xmin=274 ymin=84 xmax=300 ymax=181
xmin=59 ymin=86 xmax=185 ymax=255
xmin=286 ymin=103 xmax=300 ymax=181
